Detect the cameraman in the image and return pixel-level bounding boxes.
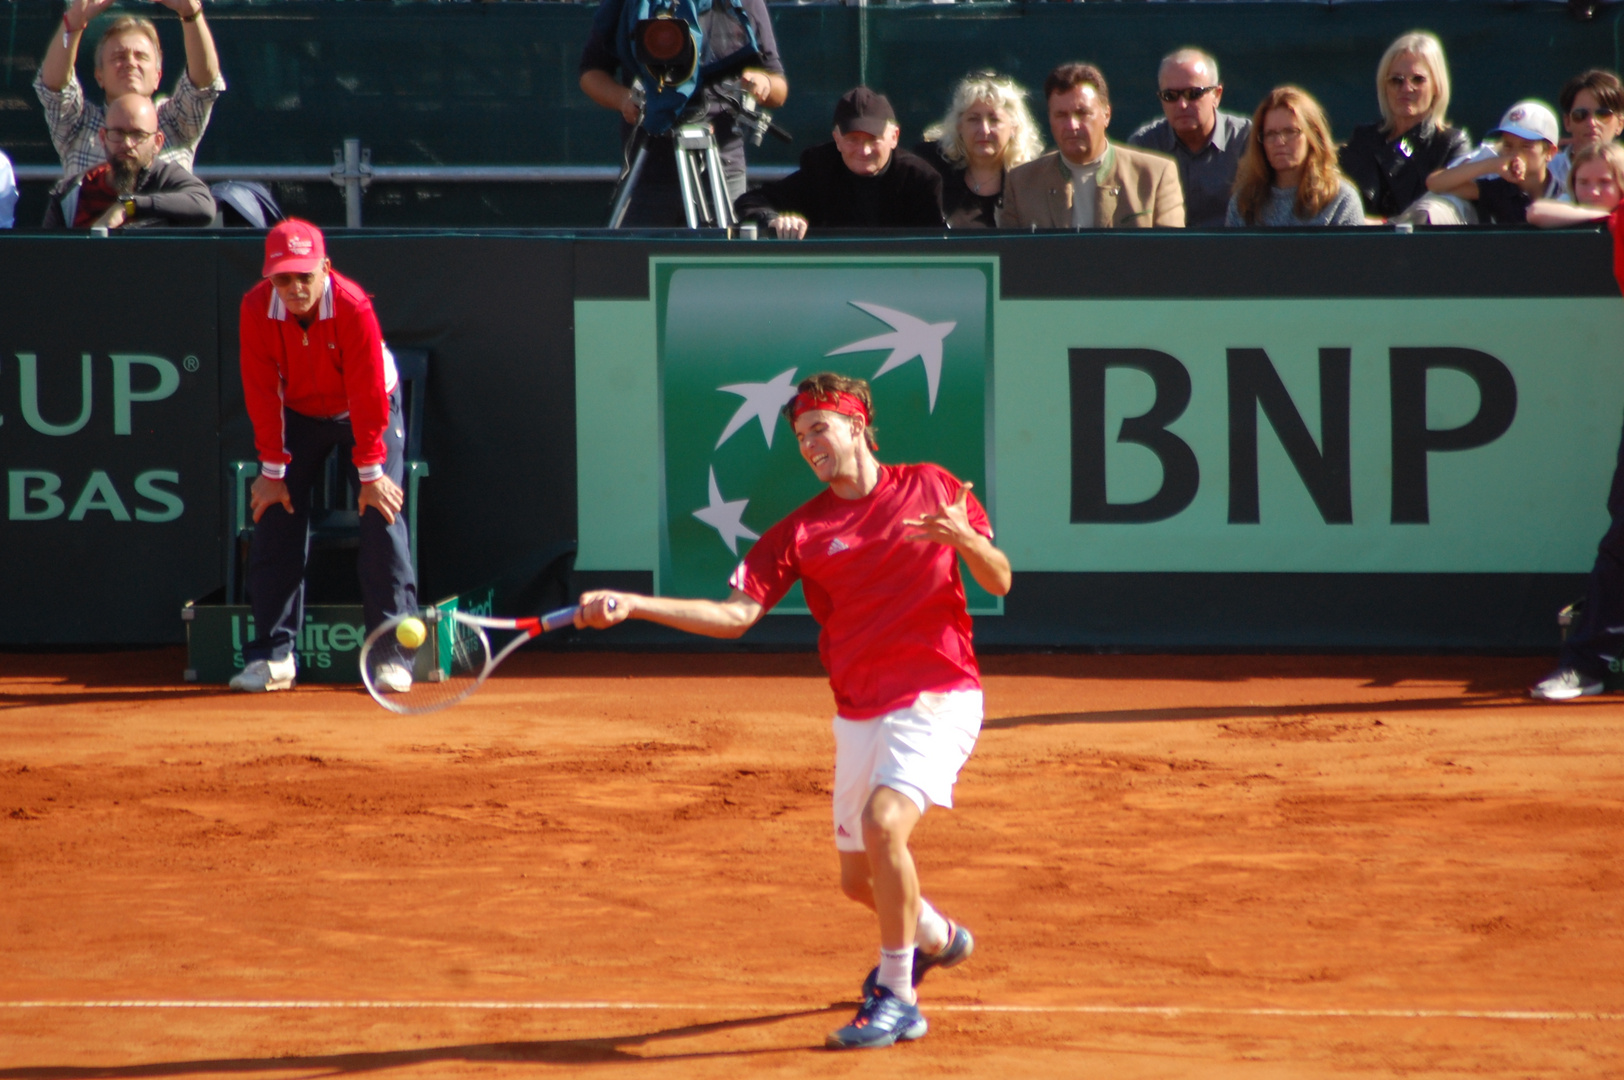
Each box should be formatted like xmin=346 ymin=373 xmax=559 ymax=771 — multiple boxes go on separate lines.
xmin=579 ymin=0 xmax=786 ymax=227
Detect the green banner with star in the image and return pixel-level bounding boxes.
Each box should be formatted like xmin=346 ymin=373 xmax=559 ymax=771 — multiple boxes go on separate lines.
xmin=651 ymin=256 xmax=999 ymax=613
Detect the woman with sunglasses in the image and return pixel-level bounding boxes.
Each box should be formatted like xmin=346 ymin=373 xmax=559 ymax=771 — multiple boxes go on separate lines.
xmin=1337 ymin=32 xmax=1470 ymax=221
xmin=1227 ymin=86 xmax=1363 ymax=227
xmin=913 ymin=71 xmax=1043 ymax=229
xmin=1550 ymin=70 xmax=1624 ymax=197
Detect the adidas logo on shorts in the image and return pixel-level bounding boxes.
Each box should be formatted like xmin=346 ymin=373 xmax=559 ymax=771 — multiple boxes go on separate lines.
xmin=827 ymin=538 xmax=850 ymax=556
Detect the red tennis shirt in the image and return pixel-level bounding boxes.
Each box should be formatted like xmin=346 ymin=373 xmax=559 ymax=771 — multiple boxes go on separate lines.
xmin=730 ymin=462 xmax=992 ymax=720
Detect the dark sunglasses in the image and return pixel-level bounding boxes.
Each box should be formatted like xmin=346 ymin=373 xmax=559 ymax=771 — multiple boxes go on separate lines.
xmin=1570 ymin=106 xmax=1618 ymax=122
xmin=1158 ymin=86 xmax=1217 ymax=104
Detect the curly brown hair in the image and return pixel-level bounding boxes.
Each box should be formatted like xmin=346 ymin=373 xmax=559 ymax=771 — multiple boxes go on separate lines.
xmin=781 ymin=372 xmax=879 ymax=451
xmin=1231 ymin=86 xmax=1344 ymax=225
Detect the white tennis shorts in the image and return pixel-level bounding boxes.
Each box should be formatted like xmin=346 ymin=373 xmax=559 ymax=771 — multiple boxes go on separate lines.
xmin=830 ymin=689 xmax=983 ymax=852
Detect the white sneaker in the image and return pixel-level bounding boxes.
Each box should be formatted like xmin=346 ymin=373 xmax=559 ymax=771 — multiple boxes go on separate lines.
xmin=1529 ymin=667 xmax=1604 ymax=701
xmin=229 ymin=656 xmax=296 ymax=692
xmin=372 ymin=662 xmax=413 ymax=693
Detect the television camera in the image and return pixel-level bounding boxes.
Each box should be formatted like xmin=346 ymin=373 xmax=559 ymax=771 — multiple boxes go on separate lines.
xmin=601 ymin=0 xmax=791 ymax=229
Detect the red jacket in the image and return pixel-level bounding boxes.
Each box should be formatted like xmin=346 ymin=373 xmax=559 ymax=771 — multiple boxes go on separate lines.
xmin=239 ymin=270 xmax=397 ymax=482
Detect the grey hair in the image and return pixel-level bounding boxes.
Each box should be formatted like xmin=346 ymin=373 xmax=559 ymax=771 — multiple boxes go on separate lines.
xmin=1377 ymin=31 xmax=1452 ymax=134
xmin=922 ymin=71 xmax=1045 ymax=170
xmin=1159 ymin=48 xmax=1220 ymax=87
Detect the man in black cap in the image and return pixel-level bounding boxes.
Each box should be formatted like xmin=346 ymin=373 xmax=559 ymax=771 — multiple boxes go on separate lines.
xmin=735 ymin=87 xmax=945 ymax=238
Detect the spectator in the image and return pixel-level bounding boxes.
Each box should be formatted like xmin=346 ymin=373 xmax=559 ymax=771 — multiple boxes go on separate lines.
xmin=1128 ymin=48 xmax=1250 ymax=228
xmin=580 ymin=0 xmax=786 ymax=227
xmin=1528 ymin=142 xmax=1624 ymax=227
xmin=1425 ymin=101 xmax=1559 ymax=224
xmin=0 ymin=150 xmax=16 ymax=228
xmin=1530 ymin=149 xmax=1624 ymax=700
xmin=1338 ymin=32 xmax=1471 ymax=222
xmin=232 ymin=220 xmax=418 ymax=695
xmin=734 ymin=87 xmax=944 ymax=239
xmin=913 ymin=71 xmax=1043 ymax=229
xmin=1000 ymin=62 xmax=1184 ymax=229
xmin=1227 ymin=86 xmax=1365 ymax=227
xmin=36 ymin=0 xmax=224 ymax=179
xmin=42 ymin=93 xmax=214 ymax=229
xmin=1551 ymin=70 xmax=1624 ymax=195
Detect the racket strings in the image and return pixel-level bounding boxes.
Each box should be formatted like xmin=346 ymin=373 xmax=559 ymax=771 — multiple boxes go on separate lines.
xmin=364 ymin=617 xmax=492 ymax=714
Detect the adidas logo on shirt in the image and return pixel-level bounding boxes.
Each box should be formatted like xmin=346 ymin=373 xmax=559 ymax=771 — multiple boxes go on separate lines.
xmin=827 ymin=538 xmax=850 ymax=556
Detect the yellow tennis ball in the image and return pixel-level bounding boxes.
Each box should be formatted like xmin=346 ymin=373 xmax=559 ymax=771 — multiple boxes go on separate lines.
xmin=395 ymin=616 xmax=427 ymax=649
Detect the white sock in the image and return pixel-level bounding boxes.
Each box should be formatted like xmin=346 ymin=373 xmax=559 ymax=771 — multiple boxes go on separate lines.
xmin=916 ymin=898 xmax=950 ymax=955
xmin=877 ymin=947 xmax=915 ymax=1002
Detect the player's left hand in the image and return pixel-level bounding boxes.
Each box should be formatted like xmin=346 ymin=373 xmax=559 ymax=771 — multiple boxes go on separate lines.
xmin=357 ymin=475 xmax=404 ymax=524
xmin=903 ymin=482 xmax=978 ymax=550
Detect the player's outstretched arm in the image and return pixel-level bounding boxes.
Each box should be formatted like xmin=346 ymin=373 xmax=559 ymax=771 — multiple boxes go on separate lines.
xmin=903 ymin=481 xmax=1013 ymax=597
xmin=576 ymin=588 xmax=764 ymax=639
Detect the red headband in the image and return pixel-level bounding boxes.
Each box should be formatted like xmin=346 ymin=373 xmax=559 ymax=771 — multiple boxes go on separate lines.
xmin=790 ymin=389 xmax=871 ymax=424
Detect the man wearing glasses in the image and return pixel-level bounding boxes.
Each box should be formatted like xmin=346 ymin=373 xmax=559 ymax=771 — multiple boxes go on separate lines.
xmin=1127 ymin=49 xmax=1249 ymax=228
xmin=36 ymin=2 xmax=224 ymax=180
xmin=43 ymin=93 xmax=214 ymax=228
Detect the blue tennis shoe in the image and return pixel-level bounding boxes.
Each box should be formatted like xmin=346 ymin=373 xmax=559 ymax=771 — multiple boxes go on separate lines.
xmin=826 ymin=986 xmax=928 ymax=1050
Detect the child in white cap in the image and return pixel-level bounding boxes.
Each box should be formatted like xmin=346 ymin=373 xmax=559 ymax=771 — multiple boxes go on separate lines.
xmin=1424 ymin=100 xmax=1560 ymax=223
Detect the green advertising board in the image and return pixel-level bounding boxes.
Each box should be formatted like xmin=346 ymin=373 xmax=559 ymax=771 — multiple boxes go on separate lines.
xmin=651 ymin=257 xmax=998 ymax=612
xmin=577 ymin=253 xmax=1624 ymax=595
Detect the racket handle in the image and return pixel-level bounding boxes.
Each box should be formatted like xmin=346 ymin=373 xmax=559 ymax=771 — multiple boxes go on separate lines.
xmin=536 ymin=598 xmax=616 ymax=635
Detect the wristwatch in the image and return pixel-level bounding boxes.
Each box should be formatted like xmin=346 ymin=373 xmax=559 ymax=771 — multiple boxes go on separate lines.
xmin=122 ymin=196 xmax=137 ymax=221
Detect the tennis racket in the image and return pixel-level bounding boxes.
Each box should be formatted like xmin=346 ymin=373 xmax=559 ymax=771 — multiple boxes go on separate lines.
xmin=359 ymin=600 xmax=613 ymax=714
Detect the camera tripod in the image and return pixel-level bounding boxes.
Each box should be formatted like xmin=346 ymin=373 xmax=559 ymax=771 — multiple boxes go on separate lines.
xmin=607 ymin=87 xmax=790 ymax=230
xmin=607 ymin=121 xmax=736 ymax=230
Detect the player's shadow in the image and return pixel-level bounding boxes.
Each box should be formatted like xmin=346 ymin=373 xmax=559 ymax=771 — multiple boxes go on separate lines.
xmin=984 ymin=691 xmax=1534 ymax=729
xmin=0 ymin=1006 xmax=850 ymax=1078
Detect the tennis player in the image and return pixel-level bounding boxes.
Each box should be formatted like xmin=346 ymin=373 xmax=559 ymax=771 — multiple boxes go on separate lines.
xmin=576 ymin=372 xmax=1011 ymax=1049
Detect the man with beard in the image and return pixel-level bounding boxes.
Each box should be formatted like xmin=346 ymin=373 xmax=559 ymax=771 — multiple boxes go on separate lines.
xmin=36 ymin=3 xmax=224 ymax=179
xmin=44 ymin=93 xmax=214 ymax=229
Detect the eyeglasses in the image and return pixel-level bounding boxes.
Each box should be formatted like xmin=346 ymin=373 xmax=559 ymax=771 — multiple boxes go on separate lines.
xmin=1387 ymin=74 xmax=1429 ymax=88
xmin=103 ymin=127 xmax=157 ymax=145
xmin=1158 ymin=86 xmax=1217 ymax=104
xmin=1262 ymin=127 xmax=1305 ymax=144
xmin=1570 ymin=106 xmax=1619 ymax=122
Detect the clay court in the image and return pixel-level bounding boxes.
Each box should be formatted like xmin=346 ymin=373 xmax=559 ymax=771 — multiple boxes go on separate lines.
xmin=1 ymin=649 xmax=1620 ymax=1078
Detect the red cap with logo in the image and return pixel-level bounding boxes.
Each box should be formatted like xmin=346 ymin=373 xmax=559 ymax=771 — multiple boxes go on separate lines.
xmin=262 ymin=218 xmax=326 ymax=277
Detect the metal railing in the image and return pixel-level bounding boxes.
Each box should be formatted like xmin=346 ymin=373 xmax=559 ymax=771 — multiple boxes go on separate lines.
xmin=14 ymin=138 xmax=795 ymax=227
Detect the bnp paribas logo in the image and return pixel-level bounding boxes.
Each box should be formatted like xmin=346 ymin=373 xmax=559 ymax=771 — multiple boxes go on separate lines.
xmin=654 ymin=257 xmax=998 ymax=612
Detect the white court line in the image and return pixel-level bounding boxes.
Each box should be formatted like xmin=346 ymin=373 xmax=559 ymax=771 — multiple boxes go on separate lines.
xmin=2 ymin=1001 xmax=1620 ymax=1022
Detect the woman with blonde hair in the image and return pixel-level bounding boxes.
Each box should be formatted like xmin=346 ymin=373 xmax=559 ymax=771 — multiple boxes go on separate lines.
xmin=914 ymin=71 xmax=1044 ymax=228
xmin=1227 ymin=86 xmax=1364 ymax=226
xmin=1338 ymin=32 xmax=1471 ymax=220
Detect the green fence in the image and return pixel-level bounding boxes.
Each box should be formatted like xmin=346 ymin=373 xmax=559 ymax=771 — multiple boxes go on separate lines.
xmin=1 ymin=1 xmax=1619 ymax=225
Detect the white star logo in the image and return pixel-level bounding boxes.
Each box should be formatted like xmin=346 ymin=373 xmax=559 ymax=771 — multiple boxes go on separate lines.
xmin=691 ymin=466 xmax=760 ymax=555
xmin=714 ymin=367 xmax=799 ymax=450
xmin=825 ymin=301 xmax=956 ymax=412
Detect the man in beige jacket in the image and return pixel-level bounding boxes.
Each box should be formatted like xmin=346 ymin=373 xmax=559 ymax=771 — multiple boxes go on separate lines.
xmin=999 ymin=62 xmax=1184 ymax=229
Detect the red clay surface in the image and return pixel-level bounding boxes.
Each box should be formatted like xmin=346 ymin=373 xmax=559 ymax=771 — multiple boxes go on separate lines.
xmin=1 ymin=649 xmax=1621 ymax=1078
